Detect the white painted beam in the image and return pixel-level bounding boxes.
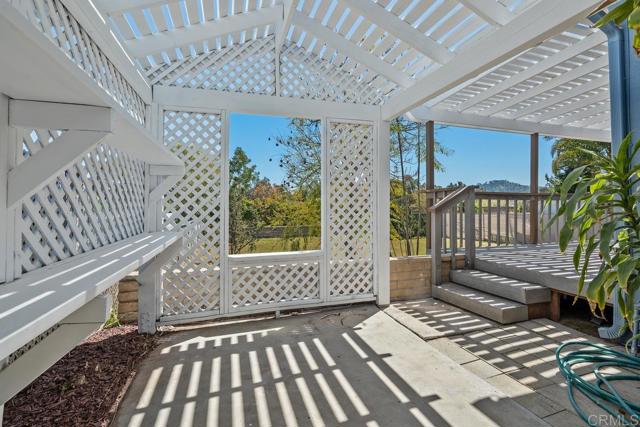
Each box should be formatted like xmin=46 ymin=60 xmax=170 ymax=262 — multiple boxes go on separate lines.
xmin=479 ymin=54 xmax=609 ymax=117
xmin=509 ymin=75 xmax=609 ymax=119
xmin=292 ymin=12 xmax=412 ymax=88
xmin=407 ymin=105 xmax=611 ymax=142
xmin=340 ymin=0 xmax=453 ymax=64
xmin=154 ymin=85 xmax=380 ymax=120
xmin=7 ymin=130 xmax=108 ymax=207
xmin=458 ymin=0 xmax=514 ymax=26
xmin=94 ymin=0 xmax=181 ymax=15
xmin=381 ymin=0 xmax=602 ymax=120
xmin=126 ymin=7 xmax=282 ymax=58
xmin=456 ymin=32 xmax=606 ymax=112
xmin=9 ymin=100 xmax=112 ymax=132
xmin=276 ymin=0 xmax=296 ymax=49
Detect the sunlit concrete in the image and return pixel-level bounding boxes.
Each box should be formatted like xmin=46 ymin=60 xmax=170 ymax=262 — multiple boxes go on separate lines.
xmin=390 ymin=299 xmax=632 ymax=427
xmin=115 ymin=305 xmax=549 ymax=427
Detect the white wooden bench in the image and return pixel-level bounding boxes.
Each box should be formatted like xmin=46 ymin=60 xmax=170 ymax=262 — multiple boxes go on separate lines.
xmin=0 ymin=231 xmax=182 ymax=419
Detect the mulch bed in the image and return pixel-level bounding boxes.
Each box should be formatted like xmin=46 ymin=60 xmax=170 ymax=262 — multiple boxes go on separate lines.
xmin=3 ymin=325 xmax=157 ymax=427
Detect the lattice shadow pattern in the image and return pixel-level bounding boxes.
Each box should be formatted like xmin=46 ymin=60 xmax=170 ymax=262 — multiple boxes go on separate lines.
xmin=162 ymin=111 xmax=223 ymax=316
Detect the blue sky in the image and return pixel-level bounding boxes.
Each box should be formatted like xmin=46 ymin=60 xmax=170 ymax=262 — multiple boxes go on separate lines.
xmin=230 ymin=113 xmax=555 ymax=187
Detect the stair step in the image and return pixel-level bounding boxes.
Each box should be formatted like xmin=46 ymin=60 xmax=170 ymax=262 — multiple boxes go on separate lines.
xmin=474 ymin=258 xmax=577 ymax=294
xmin=433 ymin=282 xmax=529 ymax=324
xmin=450 ymin=270 xmax=550 ymax=304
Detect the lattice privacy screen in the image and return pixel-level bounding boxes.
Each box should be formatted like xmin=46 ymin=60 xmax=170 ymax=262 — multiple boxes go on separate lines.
xmin=17 ymin=0 xmax=146 ymax=124
xmin=15 ymin=128 xmax=146 ymax=275
xmin=162 ymin=111 xmax=224 ymax=317
xmin=328 ymin=121 xmax=375 ymax=298
xmin=230 ymin=257 xmax=321 ymax=312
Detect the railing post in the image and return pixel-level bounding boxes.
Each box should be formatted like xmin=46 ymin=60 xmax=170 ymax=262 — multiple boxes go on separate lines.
xmin=426 ymin=121 xmax=435 ymax=252
xmin=465 ymin=191 xmax=475 ymax=269
xmin=530 ymin=133 xmax=539 ymax=244
xmin=431 ymin=211 xmax=442 ymax=286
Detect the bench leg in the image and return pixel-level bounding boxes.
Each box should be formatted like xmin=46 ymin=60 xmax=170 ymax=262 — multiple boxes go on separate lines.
xmin=137 ymin=238 xmax=183 ymax=334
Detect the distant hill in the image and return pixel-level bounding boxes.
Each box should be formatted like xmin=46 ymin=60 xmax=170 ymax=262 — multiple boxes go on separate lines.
xmin=477 ymin=180 xmax=530 ymax=193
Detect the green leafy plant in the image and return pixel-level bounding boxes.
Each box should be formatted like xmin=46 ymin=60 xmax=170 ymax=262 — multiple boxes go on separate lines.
xmin=592 ymin=0 xmax=640 ymax=55
xmin=549 ymin=135 xmax=640 ymax=330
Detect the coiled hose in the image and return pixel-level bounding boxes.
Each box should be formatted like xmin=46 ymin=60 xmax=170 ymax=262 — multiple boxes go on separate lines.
xmin=556 ymin=341 xmax=640 ymax=426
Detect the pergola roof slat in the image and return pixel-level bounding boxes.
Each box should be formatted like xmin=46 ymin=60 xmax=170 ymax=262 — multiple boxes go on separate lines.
xmin=341 ymin=0 xmax=453 ymax=64
xmin=91 ymin=0 xmax=613 ymax=140
xmin=381 ymin=0 xmax=603 ymax=120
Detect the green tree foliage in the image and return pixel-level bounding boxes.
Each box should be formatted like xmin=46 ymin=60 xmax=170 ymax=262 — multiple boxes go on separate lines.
xmin=545 ymin=138 xmax=610 ymax=191
xmin=275 ymin=118 xmax=321 ymax=196
xmin=229 ymin=119 xmax=322 ymax=254
xmin=593 ymin=0 xmax=640 ymax=55
xmin=390 ymin=118 xmax=450 ymax=256
xmin=228 ymin=147 xmax=261 ymax=254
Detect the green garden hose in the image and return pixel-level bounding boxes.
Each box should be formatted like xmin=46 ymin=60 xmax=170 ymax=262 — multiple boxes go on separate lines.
xmin=556 ymin=341 xmax=640 ymax=426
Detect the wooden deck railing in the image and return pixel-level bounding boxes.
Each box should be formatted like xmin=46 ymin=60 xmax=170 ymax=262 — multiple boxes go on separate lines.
xmin=424 ymin=188 xmax=565 ymax=254
xmin=428 ymin=186 xmax=476 ymax=286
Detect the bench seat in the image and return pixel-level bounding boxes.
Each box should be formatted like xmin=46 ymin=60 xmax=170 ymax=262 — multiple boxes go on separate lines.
xmin=0 ymin=232 xmax=181 ymax=362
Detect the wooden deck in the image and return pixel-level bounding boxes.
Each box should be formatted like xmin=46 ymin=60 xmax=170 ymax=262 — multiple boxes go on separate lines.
xmin=475 ymin=244 xmax=601 ymax=297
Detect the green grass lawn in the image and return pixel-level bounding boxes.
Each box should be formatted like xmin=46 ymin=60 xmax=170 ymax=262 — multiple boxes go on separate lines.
xmin=236 ymin=236 xmax=321 ymax=254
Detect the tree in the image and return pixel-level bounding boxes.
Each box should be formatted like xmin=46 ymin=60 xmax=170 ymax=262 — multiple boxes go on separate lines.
xmin=275 ymin=118 xmax=321 ymax=196
xmin=545 ymin=138 xmax=610 ymax=191
xmin=389 ymin=117 xmax=451 ymax=256
xmin=228 ymin=147 xmax=261 ymax=254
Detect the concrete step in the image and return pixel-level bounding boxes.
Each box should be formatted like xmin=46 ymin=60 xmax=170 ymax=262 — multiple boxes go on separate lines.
xmin=433 ymin=282 xmax=529 ymax=324
xmin=450 ymin=269 xmax=550 ymax=304
xmin=474 ymin=258 xmax=578 ymax=295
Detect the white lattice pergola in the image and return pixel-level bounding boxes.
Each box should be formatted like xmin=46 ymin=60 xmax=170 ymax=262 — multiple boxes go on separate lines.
xmin=0 ymin=0 xmax=617 ymax=414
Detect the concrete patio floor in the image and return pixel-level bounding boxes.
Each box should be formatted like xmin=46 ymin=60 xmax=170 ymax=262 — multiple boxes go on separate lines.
xmin=388 ymin=299 xmax=638 ymax=427
xmin=115 ymin=304 xmax=551 ymax=427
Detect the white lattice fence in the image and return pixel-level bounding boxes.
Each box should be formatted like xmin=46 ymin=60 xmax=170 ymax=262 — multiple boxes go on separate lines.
xmin=149 ymin=36 xmax=276 ymax=95
xmin=280 ymin=43 xmax=398 ymax=105
xmin=15 ymin=128 xmax=146 ymax=275
xmin=229 ymin=256 xmax=321 ymax=312
xmin=328 ymin=121 xmax=375 ymax=299
xmin=161 ymin=110 xmax=224 ymax=317
xmin=10 ymin=0 xmax=147 ymax=124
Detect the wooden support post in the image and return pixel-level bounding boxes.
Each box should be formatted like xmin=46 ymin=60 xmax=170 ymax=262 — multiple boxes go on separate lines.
xmin=137 ymin=237 xmax=183 ymax=334
xmin=530 ymin=133 xmax=539 ymax=244
xmin=376 ymin=119 xmax=391 ymax=306
xmin=464 ymin=191 xmax=475 ymax=269
xmin=550 ymin=290 xmax=561 ymax=322
xmin=431 ymin=212 xmax=442 ymax=286
xmin=426 ymin=121 xmax=435 ymax=251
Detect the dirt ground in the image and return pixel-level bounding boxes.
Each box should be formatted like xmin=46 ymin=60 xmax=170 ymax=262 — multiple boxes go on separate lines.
xmin=3 ymin=325 xmax=156 ymax=427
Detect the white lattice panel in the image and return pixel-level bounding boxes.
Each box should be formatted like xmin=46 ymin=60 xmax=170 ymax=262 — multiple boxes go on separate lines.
xmin=328 ymin=121 xmax=375 ymax=298
xmin=230 ymin=258 xmax=321 ymax=311
xmin=280 ymin=42 xmax=398 ymax=105
xmin=149 ymin=36 xmax=276 ymax=95
xmin=16 ymin=137 xmax=146 ymax=274
xmin=162 ymin=111 xmax=223 ymax=317
xmin=13 ymin=0 xmax=146 ymax=124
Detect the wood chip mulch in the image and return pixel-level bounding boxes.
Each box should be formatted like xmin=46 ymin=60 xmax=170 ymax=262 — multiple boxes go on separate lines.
xmin=3 ymin=325 xmax=157 ymax=427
